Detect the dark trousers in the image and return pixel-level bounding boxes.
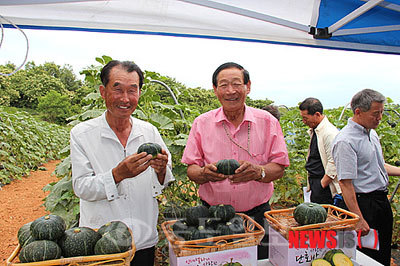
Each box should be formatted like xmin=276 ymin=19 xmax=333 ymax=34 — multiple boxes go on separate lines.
xmin=356 ymin=190 xmax=393 ymax=266
xmin=202 ymin=200 xmax=271 ymax=260
xmin=130 ymin=246 xmax=155 ymax=266
xmin=309 ymin=176 xmax=334 ymax=205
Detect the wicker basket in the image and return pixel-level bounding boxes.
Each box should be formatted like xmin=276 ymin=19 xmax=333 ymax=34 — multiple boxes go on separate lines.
xmin=6 ymin=229 xmax=135 ymax=266
xmin=161 ymin=213 xmax=265 ymax=257
xmin=264 ymin=204 xmax=359 ymax=240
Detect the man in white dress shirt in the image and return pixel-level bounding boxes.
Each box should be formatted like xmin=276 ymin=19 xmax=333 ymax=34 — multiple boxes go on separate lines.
xmin=70 ymin=60 xmax=174 ymax=265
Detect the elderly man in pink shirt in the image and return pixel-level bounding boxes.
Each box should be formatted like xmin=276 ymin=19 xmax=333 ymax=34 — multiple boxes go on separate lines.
xmin=181 ymin=62 xmax=289 ymax=260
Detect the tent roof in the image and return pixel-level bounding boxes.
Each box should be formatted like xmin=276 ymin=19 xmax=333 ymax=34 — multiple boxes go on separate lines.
xmin=1 ymin=0 xmax=400 ymax=54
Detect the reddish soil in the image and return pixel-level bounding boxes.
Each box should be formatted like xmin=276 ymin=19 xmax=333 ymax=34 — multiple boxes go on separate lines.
xmin=0 ymin=160 xmax=60 ymax=263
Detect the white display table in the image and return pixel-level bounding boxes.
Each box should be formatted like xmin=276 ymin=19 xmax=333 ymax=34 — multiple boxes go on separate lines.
xmin=257 ymin=250 xmax=383 ymax=266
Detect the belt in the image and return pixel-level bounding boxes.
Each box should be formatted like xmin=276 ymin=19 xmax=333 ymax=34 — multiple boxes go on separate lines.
xmin=244 ymin=201 xmax=270 ymax=217
xmin=308 ymin=174 xmax=324 ymax=179
xmin=356 ymin=189 xmax=388 ymax=199
xmin=201 ymin=200 xmax=269 ymax=215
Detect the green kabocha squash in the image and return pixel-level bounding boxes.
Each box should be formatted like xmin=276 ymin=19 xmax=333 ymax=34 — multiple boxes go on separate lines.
xmin=205 ymin=217 xmax=220 ymax=229
xmin=209 ymin=204 xmax=236 ymax=222
xmin=323 ymin=249 xmax=344 ymax=264
xmin=183 ymin=226 xmax=198 ymax=241
xmin=227 ymin=218 xmax=245 ymax=234
xmin=216 ymin=159 xmax=240 ymax=175
xmin=190 ymin=225 xmax=215 ymax=246
xmin=97 ymin=221 xmax=130 ymax=236
xmin=293 ymin=202 xmax=327 ymax=226
xmin=185 ymin=205 xmax=210 ymax=226
xmin=190 ymin=225 xmax=215 ymax=240
xmin=311 ymin=259 xmax=332 ymax=266
xmin=30 ymin=214 xmax=66 ymax=241
xmin=19 ymin=240 xmax=62 ymax=263
xmin=215 ymin=222 xmax=234 ymax=236
xmin=331 ymin=253 xmax=353 ymax=266
xmin=230 ymin=214 xmax=244 ymax=225
xmin=208 ymin=205 xmax=217 ymax=217
xmin=172 ymin=219 xmax=189 ymax=240
xmin=59 ymin=227 xmax=101 ymax=257
xmin=17 ymin=222 xmax=36 ymax=248
xmin=94 ymin=228 xmax=132 ymax=255
xmin=164 ymin=205 xmax=186 ymax=220
xmin=137 ymin=142 xmax=162 ymax=158
xmin=227 ymin=215 xmax=246 ymax=235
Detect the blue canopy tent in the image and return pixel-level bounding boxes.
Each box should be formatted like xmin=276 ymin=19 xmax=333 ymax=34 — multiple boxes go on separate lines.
xmin=0 ymin=0 xmax=399 ymax=55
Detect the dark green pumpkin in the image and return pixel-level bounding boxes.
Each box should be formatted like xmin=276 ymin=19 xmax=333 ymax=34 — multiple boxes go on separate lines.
xmin=209 ymin=204 xmax=236 ymax=222
xmin=215 ymin=222 xmax=234 ymax=236
xmin=164 ymin=205 xmax=186 ymax=220
xmin=137 ymin=142 xmax=162 ymax=158
xmin=18 ymin=222 xmax=36 ymax=248
xmin=216 ymin=159 xmax=240 ymax=175
xmin=227 ymin=217 xmax=246 ymax=234
xmin=230 ymin=214 xmax=244 ymax=226
xmin=208 ymin=205 xmax=217 ymax=217
xmin=97 ymin=221 xmax=130 ymax=236
xmin=293 ymin=202 xmax=327 ymax=226
xmin=185 ymin=205 xmax=210 ymax=226
xmin=172 ymin=219 xmax=189 ymax=240
xmin=59 ymin=227 xmax=101 ymax=257
xmin=94 ymin=228 xmax=132 ymax=255
xmin=183 ymin=226 xmax=198 ymax=241
xmin=190 ymin=225 xmax=215 ymax=246
xmin=30 ymin=214 xmax=66 ymax=241
xmin=19 ymin=240 xmax=62 ymax=263
xmin=205 ymin=217 xmax=220 ymax=229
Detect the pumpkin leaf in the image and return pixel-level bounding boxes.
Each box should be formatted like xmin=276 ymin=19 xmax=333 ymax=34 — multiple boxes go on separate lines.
xmin=149 ymin=113 xmax=174 ymax=130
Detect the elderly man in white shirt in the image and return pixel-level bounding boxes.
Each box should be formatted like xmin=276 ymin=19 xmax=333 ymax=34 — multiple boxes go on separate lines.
xmin=299 ymin=97 xmax=345 ymax=208
xmin=70 ymin=60 xmax=174 ymax=266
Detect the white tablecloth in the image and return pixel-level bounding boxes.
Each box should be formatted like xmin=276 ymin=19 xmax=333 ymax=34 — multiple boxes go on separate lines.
xmin=258 ymin=250 xmax=383 ymax=266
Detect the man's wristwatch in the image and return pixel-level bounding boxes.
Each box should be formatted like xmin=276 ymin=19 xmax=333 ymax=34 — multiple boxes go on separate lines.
xmin=256 ymin=166 xmax=265 ymax=181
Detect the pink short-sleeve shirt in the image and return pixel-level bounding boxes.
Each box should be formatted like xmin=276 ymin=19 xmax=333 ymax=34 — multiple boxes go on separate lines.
xmin=181 ymin=106 xmax=289 ymax=212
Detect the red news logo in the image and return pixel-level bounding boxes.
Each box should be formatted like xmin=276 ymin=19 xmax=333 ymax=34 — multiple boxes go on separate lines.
xmin=289 ymin=230 xmax=337 ymax=249
xmin=288 ymin=230 xmax=378 ymax=249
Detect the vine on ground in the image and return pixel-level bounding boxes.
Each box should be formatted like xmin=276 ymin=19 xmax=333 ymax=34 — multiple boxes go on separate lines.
xmin=0 ymin=107 xmax=69 ymax=185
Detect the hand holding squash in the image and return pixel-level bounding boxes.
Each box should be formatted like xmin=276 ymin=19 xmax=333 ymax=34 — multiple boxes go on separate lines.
xmin=149 ymin=149 xmax=168 ymax=174
xmin=228 ymin=161 xmax=261 ymax=183
xmin=112 ymin=152 xmax=153 ymax=183
xmin=201 ymin=163 xmax=227 ymax=182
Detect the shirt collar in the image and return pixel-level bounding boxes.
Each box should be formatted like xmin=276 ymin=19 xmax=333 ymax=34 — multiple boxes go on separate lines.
xmin=348 ymin=117 xmax=370 ymax=135
xmin=100 ymin=111 xmax=135 ymax=139
xmin=307 ymin=115 xmax=326 ymax=135
xmin=314 ymin=116 xmax=328 ymax=133
xmin=215 ymin=105 xmax=256 ymax=125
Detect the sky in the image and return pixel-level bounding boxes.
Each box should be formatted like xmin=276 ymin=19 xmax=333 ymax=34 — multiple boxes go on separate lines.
xmin=1 ymin=27 xmax=399 ymax=109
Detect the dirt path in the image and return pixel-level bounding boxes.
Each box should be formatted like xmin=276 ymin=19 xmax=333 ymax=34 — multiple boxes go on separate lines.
xmin=0 ymin=160 xmax=60 ymax=263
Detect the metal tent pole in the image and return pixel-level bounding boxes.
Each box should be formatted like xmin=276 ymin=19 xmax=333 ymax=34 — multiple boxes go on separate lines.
xmin=149 ymin=79 xmax=186 ymax=126
xmin=390 ymin=161 xmax=400 ymax=203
